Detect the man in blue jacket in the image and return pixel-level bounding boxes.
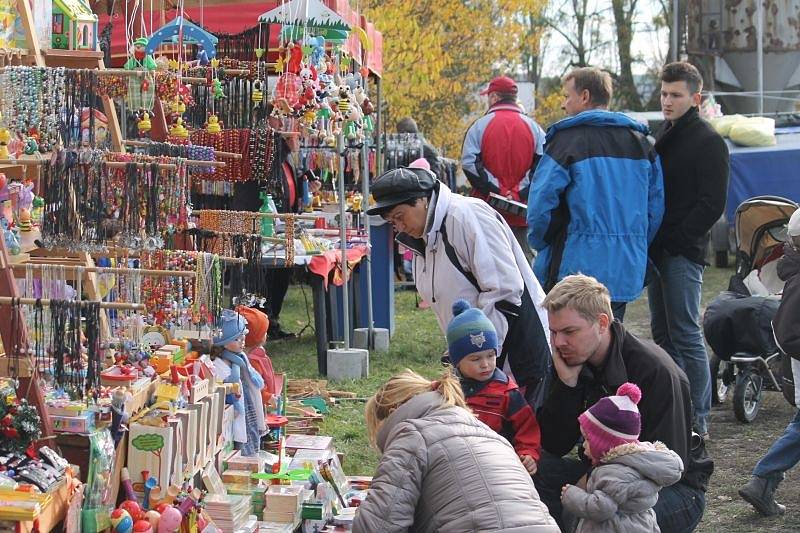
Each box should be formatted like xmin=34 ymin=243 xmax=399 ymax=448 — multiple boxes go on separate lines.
xmin=527 ymin=67 xmax=664 ymax=320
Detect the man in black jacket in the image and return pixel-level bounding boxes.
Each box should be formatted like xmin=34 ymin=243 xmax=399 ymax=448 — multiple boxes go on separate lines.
xmin=648 ymin=62 xmax=729 ymax=439
xmin=534 ymin=275 xmax=709 ymax=533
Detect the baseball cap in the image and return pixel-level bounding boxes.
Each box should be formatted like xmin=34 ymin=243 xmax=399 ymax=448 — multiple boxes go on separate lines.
xmin=366 ymin=167 xmax=436 ymax=216
xmin=788 ymin=207 xmax=800 ymax=237
xmin=480 ymin=76 xmax=518 ymax=96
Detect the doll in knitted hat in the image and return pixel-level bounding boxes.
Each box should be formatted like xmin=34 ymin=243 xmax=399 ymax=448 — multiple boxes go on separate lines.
xmin=446 ymin=299 xmax=541 ymax=475
xmin=560 ymin=383 xmax=684 ymax=532
xmin=212 ymin=309 xmax=266 ymax=456
xmin=237 ymin=306 xmax=277 ymax=405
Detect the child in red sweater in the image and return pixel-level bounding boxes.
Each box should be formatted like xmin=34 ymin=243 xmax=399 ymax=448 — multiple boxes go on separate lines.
xmin=446 ymin=299 xmax=541 ymax=474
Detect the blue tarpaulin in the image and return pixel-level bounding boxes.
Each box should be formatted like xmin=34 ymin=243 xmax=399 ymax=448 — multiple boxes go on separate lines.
xmin=726 ymin=129 xmax=800 ymax=222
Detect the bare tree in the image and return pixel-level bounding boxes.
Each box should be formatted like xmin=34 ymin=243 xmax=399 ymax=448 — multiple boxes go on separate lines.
xmin=543 ymin=0 xmax=612 ymax=73
xmin=611 ymin=0 xmax=643 ymax=110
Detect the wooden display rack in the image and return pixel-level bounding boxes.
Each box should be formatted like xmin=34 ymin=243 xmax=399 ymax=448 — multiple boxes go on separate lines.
xmin=0 ymin=0 xmax=131 ymax=443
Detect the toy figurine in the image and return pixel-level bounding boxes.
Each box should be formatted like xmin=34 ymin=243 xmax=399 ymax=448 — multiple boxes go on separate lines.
xmin=110 ymin=388 xmax=131 ymax=447
xmin=137 ymin=111 xmax=152 ymax=134
xmin=1 ymin=217 xmax=20 ymax=255
xmin=211 ymin=310 xmax=266 ymax=456
xmin=0 ymin=128 xmax=10 ymax=160
xmin=169 ymin=118 xmax=189 ymax=139
xmin=125 ymin=37 xmax=158 ymax=71
xmin=205 ymin=114 xmax=222 ymax=134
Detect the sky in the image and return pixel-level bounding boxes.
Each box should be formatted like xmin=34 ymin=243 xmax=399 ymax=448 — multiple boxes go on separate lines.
xmin=539 ymin=1 xmax=670 ymax=78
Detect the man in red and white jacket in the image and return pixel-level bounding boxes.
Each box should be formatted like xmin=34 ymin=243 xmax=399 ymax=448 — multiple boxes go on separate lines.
xmin=461 ymin=76 xmax=545 ymax=261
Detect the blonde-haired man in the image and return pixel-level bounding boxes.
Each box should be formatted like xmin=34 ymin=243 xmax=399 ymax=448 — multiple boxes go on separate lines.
xmin=533 ymin=274 xmax=709 ymax=533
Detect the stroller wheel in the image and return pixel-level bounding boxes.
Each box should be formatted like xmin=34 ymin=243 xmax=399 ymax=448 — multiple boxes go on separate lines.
xmin=733 ymin=369 xmax=763 ymax=423
xmin=710 ymin=353 xmax=730 ymax=405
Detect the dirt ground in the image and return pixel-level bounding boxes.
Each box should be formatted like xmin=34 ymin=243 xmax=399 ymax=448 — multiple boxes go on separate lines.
xmin=700 ymin=393 xmax=799 ymax=532
xmin=624 ymin=266 xmax=799 ymax=532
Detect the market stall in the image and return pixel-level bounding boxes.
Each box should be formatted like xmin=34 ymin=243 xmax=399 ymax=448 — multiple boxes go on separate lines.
xmin=0 ymin=0 xmax=385 ymax=529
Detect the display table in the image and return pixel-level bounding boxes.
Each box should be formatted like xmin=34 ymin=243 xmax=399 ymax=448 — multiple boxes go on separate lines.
xmin=261 ymin=246 xmax=367 ymax=375
xmin=726 ymin=130 xmax=800 ymax=222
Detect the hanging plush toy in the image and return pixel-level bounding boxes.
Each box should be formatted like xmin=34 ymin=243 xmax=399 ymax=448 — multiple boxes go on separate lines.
xmin=252 ymin=80 xmax=264 ymax=104
xmin=212 ymin=79 xmax=226 ymax=99
xmin=287 ymin=41 xmax=303 ymax=74
xmin=137 ymin=111 xmax=152 ymax=135
xmin=124 ymin=37 xmax=158 ymax=71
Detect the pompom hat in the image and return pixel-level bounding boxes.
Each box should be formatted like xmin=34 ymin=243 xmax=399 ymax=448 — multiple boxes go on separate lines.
xmin=446 ymin=299 xmax=498 ymax=367
xmin=213 ymin=309 xmax=248 ymax=347
xmin=579 ymin=382 xmax=642 ymax=463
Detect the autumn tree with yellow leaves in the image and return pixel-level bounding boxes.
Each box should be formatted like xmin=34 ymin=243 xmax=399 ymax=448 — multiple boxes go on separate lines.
xmin=363 ymin=0 xmax=547 ymax=158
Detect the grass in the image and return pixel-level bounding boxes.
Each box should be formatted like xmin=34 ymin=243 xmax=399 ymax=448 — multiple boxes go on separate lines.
xmin=267 ymin=286 xmax=444 ymax=475
xmin=267 ymin=263 xmax=800 ymax=531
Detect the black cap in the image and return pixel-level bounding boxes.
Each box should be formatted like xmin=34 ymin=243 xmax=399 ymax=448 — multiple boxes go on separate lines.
xmin=367 ymin=167 xmax=436 ymax=216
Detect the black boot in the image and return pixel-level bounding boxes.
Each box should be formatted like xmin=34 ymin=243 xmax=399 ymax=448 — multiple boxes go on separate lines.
xmin=738 ymin=475 xmax=786 ymax=516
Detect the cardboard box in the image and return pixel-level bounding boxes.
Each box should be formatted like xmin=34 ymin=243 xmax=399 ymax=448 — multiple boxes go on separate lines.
xmin=50 ymin=413 xmax=94 ymax=434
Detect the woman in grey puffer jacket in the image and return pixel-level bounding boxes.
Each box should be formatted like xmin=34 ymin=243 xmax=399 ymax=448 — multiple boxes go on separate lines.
xmin=353 ymin=369 xmax=559 ymax=533
xmin=561 ymin=383 xmax=684 ymax=533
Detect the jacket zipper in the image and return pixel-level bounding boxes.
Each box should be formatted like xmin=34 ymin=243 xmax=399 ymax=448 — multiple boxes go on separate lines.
xmin=430 ymin=249 xmax=436 ymax=303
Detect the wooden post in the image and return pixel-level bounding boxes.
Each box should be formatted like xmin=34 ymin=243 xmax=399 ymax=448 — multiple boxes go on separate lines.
xmin=15 ymin=0 xmax=44 ymax=66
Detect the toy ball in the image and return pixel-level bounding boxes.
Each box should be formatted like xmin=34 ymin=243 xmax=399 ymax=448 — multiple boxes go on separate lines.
xmin=156 ymin=506 xmax=183 ymax=533
xmin=144 ymin=509 xmax=161 ymax=528
xmin=133 ymin=520 xmax=153 ymax=533
xmin=120 ymin=500 xmax=143 ymax=521
xmin=110 ymin=508 xmax=134 ymax=533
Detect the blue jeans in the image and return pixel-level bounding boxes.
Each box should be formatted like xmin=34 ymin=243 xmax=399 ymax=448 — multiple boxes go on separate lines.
xmin=648 ymin=253 xmax=712 ymax=434
xmin=534 ymin=451 xmax=705 ymax=532
xmin=753 ymin=409 xmax=800 ymax=480
xmin=654 ymin=479 xmax=706 ymax=533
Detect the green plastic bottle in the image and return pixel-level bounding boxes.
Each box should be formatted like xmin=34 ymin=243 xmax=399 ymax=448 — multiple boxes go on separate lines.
xmin=260 ymin=192 xmax=275 ymax=237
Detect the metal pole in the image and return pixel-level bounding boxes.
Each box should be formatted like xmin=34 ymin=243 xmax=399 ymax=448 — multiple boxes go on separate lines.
xmin=338 ymin=129 xmax=350 ymax=349
xmin=361 ymin=140 xmax=375 ymax=349
xmin=756 ymin=0 xmax=764 ymax=114
xmin=671 ymin=0 xmax=679 ymax=62
xmin=376 ymin=77 xmax=384 ymax=175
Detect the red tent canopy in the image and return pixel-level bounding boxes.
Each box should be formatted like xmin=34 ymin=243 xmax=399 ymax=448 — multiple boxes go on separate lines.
xmin=95 ymin=1 xmax=382 ymax=75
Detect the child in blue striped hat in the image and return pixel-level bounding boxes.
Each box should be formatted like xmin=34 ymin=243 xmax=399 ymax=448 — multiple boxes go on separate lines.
xmin=446 ymin=299 xmax=541 ymax=474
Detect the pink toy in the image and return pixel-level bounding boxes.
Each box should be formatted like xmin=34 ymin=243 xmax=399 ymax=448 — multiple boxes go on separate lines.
xmin=156 ymin=506 xmax=182 ymax=533
xmin=144 ymin=510 xmax=161 ymax=528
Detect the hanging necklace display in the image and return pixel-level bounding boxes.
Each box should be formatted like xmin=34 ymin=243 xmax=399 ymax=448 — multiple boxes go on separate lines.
xmin=84 ymin=302 xmax=102 ymax=399
xmin=0 ymin=66 xmax=66 ymax=149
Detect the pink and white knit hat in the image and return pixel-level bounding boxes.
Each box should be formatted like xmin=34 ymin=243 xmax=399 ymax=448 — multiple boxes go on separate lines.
xmin=579 ymin=382 xmax=642 ymax=463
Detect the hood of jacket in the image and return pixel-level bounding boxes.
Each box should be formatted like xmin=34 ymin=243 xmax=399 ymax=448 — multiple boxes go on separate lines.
xmin=546 ymin=109 xmax=649 ymax=142
xmin=603 ymin=441 xmax=684 ymax=487
xmin=375 ymin=391 xmax=443 ymax=453
xmin=778 ymin=244 xmax=800 ymax=282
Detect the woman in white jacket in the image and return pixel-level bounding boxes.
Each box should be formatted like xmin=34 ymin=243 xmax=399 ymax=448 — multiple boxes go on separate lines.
xmin=367 ymin=167 xmax=552 ymax=407
xmin=353 ymin=369 xmax=559 ymax=533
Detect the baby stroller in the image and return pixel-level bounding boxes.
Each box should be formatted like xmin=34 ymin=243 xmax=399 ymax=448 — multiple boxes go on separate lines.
xmin=703 ymin=196 xmax=798 ymax=423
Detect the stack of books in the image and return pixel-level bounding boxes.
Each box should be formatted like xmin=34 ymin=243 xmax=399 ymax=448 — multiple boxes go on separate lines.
xmin=262 ymin=485 xmax=308 ymax=526
xmin=203 ymin=494 xmax=252 ymax=531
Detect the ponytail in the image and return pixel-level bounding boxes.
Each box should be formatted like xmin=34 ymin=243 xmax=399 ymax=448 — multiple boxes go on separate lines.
xmin=365 ymin=368 xmax=466 ymax=446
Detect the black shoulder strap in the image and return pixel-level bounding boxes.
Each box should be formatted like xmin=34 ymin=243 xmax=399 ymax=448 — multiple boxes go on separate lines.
xmin=439 ymin=216 xmax=481 ymax=293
